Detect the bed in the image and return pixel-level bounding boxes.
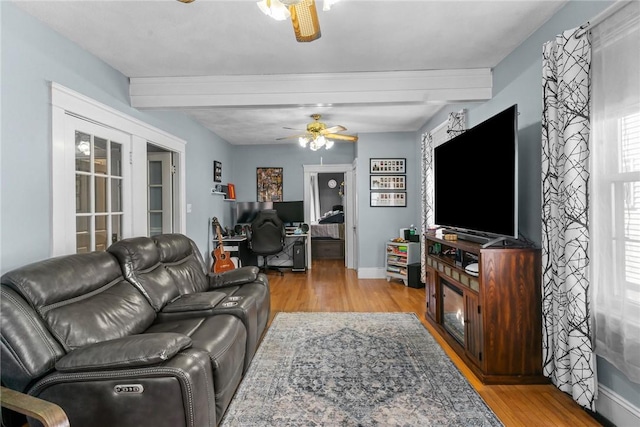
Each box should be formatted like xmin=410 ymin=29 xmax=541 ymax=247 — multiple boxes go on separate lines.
xmin=310 ymin=211 xmax=345 ymax=259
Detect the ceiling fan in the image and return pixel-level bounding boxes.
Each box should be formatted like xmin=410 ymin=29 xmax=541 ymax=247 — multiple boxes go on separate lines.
xmin=177 ymin=0 xmax=336 ymax=43
xmin=277 ymin=114 xmax=358 ymax=150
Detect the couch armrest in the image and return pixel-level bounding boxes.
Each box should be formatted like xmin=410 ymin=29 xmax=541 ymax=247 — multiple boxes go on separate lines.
xmin=1 ymin=386 xmax=70 ymax=427
xmin=55 ymin=333 xmax=191 ymax=373
xmin=208 ymin=266 xmax=259 ymax=289
xmin=162 ymin=292 xmax=226 ymax=313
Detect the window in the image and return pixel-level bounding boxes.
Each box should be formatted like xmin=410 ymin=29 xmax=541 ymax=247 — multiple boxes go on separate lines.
xmin=591 ymin=1 xmax=640 ymax=383
xmin=619 ymin=112 xmax=640 ymax=301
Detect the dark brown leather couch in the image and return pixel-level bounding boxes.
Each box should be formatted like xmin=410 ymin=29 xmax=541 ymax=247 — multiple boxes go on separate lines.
xmin=1 ymin=233 xmax=270 ymax=427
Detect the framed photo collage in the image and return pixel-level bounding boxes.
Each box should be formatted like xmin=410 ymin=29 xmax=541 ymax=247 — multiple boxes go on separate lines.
xmin=369 ymin=158 xmax=407 ymax=207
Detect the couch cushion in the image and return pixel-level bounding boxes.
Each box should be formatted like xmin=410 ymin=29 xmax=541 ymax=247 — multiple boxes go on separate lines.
xmin=154 ymin=234 xmax=209 ymax=294
xmin=55 ymin=333 xmax=192 ymax=372
xmin=1 ymin=252 xmax=156 ymax=351
xmin=109 ymin=237 xmax=181 ymax=311
xmin=0 ymin=287 xmax=65 ymax=391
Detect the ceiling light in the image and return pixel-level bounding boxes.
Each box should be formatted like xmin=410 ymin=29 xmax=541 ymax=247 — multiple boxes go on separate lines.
xmin=323 ymin=0 xmax=341 ymax=11
xmin=300 ymin=134 xmax=333 ymax=151
xmin=257 ymin=0 xmax=291 ymax=21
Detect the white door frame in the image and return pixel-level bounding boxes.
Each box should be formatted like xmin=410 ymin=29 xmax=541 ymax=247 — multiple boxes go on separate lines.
xmin=303 ymin=163 xmax=356 ymax=269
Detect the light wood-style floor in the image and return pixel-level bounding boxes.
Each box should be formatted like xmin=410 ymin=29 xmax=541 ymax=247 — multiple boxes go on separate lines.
xmin=266 ymin=259 xmax=601 ymax=427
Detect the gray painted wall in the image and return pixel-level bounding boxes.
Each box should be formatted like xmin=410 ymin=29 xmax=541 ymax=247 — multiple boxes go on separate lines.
xmin=355 ymin=132 xmax=420 ymax=268
xmin=228 ymin=143 xmax=355 ymax=203
xmin=318 ymin=173 xmax=344 ymax=214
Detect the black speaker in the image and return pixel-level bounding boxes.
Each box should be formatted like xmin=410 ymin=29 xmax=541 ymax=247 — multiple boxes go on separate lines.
xmin=292 ymin=241 xmax=306 ymax=272
xmin=407 ymin=263 xmax=425 ymax=288
xmin=234 ymin=224 xmax=243 ymax=235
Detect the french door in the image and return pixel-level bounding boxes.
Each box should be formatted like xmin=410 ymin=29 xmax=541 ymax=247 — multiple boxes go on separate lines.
xmin=66 ymin=116 xmax=132 ymax=253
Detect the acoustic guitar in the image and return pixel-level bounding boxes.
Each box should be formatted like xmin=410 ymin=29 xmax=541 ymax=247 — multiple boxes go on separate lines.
xmin=211 ymin=217 xmax=235 ymax=273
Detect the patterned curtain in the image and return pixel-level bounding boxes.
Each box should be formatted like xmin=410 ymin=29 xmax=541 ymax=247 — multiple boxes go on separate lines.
xmin=420 ymin=111 xmax=466 ymax=283
xmin=420 ymin=131 xmax=433 ymax=283
xmin=447 ymin=112 xmax=466 ymax=139
xmin=541 ymin=26 xmax=595 ymax=410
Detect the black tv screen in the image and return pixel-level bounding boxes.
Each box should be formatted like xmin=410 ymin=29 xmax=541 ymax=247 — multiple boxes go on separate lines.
xmin=273 ymin=201 xmax=304 ymax=225
xmin=434 ymin=104 xmax=518 ymax=240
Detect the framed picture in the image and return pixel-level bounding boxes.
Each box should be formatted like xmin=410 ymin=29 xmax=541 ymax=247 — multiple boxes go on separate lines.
xmin=370 ymin=158 xmax=405 ymax=174
xmin=370 ymin=191 xmax=407 ymax=207
xmin=213 ymin=161 xmax=222 ymax=183
xmin=256 ymin=167 xmax=283 ymax=202
xmin=370 ymin=175 xmax=406 ymax=190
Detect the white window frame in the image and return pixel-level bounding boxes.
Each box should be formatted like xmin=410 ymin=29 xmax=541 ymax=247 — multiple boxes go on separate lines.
xmin=51 ymin=82 xmax=187 ymax=256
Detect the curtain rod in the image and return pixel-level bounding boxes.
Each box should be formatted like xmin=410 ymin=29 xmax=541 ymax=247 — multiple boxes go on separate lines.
xmin=578 ymin=1 xmax=631 ymax=32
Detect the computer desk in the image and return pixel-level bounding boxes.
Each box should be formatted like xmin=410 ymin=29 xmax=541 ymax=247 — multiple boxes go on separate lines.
xmin=217 ymin=233 xmax=308 ymax=271
xmin=218 ymin=236 xmax=256 ymax=268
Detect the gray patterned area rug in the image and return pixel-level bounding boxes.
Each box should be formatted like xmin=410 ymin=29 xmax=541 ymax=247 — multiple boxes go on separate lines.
xmin=221 ymin=312 xmax=502 ymax=426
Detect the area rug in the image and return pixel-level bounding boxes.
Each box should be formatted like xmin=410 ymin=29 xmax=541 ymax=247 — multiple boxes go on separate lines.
xmin=221 ymin=312 xmax=502 ymax=426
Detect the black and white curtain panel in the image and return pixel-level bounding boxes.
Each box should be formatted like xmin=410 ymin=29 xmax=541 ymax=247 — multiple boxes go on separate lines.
xmin=541 ymin=26 xmax=595 ymax=410
xmin=420 ymin=112 xmax=466 ymax=283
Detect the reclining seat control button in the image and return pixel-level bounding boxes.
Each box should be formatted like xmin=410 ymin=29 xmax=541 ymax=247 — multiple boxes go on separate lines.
xmin=114 ymin=384 xmax=144 ymax=394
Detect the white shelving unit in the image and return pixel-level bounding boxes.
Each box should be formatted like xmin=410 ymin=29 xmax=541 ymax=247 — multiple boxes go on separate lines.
xmin=385 ymin=241 xmax=420 ymax=286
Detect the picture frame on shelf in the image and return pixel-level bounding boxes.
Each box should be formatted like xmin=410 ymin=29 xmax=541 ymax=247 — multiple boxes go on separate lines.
xmin=256 ymin=167 xmax=283 ymax=202
xmin=213 ymin=161 xmax=222 ymax=183
xmin=370 ymin=175 xmax=406 ymax=190
xmin=370 ymin=191 xmax=407 ymax=207
xmin=370 ymin=158 xmax=405 ymax=174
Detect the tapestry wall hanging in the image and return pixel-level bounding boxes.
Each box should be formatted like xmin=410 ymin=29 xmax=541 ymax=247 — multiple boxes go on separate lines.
xmin=257 ymin=167 xmax=283 ymax=202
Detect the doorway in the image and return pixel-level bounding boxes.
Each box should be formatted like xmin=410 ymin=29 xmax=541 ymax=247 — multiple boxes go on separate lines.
xmin=147 ymin=144 xmax=176 ymax=236
xmin=303 ymin=163 xmax=356 ymax=270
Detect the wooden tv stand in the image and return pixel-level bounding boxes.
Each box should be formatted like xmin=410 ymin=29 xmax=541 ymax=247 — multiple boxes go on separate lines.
xmin=424 ymin=234 xmax=546 ymax=384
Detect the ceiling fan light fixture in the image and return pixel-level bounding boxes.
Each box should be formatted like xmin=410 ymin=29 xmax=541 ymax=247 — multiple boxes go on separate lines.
xmin=299 ymin=136 xmax=309 ymax=147
xmin=324 ymin=139 xmax=334 ymax=149
xmin=322 ymin=0 xmax=341 ymax=11
xmin=257 ymin=0 xmax=291 ymax=21
xmin=290 ymin=0 xmax=321 ymax=42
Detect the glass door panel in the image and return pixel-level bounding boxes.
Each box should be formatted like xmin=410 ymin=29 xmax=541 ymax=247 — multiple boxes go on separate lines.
xmin=69 ymin=120 xmax=130 ymax=253
xmin=147 ymin=151 xmax=174 ymax=237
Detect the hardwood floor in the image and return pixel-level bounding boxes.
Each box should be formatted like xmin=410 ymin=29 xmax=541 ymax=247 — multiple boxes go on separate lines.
xmin=266 ymin=259 xmax=601 ymax=427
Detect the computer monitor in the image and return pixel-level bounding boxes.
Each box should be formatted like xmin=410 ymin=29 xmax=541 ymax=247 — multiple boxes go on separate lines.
xmin=273 ymin=201 xmax=304 ymax=226
xmin=234 ymin=201 xmax=273 ymax=224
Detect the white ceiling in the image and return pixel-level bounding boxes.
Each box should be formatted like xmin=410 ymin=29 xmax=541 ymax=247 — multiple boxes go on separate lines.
xmin=13 ymin=0 xmax=568 ymax=146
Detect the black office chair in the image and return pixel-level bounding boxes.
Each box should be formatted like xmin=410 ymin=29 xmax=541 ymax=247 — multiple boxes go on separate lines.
xmin=249 ymin=210 xmax=285 ymax=276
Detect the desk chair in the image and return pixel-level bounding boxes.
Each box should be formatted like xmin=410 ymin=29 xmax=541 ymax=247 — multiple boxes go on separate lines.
xmin=249 ymin=210 xmax=285 ymax=276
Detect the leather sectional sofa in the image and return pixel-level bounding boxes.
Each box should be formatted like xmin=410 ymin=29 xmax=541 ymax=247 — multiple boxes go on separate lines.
xmin=1 ymin=233 xmax=270 ymax=427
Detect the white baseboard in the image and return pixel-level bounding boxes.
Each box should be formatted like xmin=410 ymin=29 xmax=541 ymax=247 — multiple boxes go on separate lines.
xmin=597 ymin=384 xmax=640 ymax=427
xmin=357 ymin=267 xmax=386 ymax=279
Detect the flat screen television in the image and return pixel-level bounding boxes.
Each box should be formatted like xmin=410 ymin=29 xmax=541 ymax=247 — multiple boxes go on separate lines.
xmin=273 ymin=201 xmax=304 ymax=226
xmin=434 ymin=104 xmax=518 ymax=243
xmin=235 ymin=201 xmax=273 ymax=224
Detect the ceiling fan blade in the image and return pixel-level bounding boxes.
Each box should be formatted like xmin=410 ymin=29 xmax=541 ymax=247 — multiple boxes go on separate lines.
xmin=324 ymin=133 xmax=358 ymax=142
xmin=321 ymin=125 xmax=347 ymax=134
xmin=283 ymin=126 xmax=304 ymax=131
xmin=276 ymin=134 xmax=306 ymax=141
xmin=290 ymin=0 xmax=321 ymax=42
